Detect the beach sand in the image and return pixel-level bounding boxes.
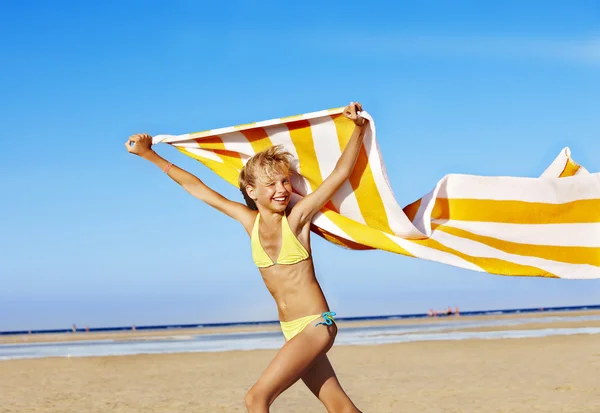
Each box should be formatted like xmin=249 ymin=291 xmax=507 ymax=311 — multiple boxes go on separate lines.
xmin=2 ymin=312 xmax=600 ymax=412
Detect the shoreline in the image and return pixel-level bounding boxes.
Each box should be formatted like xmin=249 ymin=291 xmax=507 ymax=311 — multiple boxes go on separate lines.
xmin=2 ymin=309 xmax=599 ymax=346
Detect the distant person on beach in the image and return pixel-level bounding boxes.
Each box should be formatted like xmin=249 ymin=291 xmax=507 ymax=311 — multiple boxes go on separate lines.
xmin=126 ymin=103 xmax=365 ymax=413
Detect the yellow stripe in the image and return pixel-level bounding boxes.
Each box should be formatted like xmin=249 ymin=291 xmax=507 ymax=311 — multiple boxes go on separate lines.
xmin=403 ymin=199 xmax=421 ymax=222
xmin=310 ymin=224 xmax=374 ymax=250
xmin=324 ymin=207 xmax=555 ymax=277
xmin=191 ymin=136 xmax=229 ymax=150
xmin=176 ymin=147 xmax=240 ymax=186
xmin=189 ymin=129 xmax=210 ymax=138
xmin=234 ymin=122 xmax=257 ymax=130
xmin=560 ymin=158 xmax=581 ymax=177
xmin=433 ymin=223 xmax=600 ymax=266
xmin=287 ymin=120 xmax=323 ymax=191
xmin=240 ymin=128 xmax=274 ymax=154
xmin=194 ymin=136 xmax=244 ymax=171
xmin=322 ymin=208 xmax=414 ymax=257
xmin=407 ymin=236 xmax=558 ymax=278
xmin=280 ymin=114 xmax=303 ymax=122
xmin=331 ymin=114 xmax=393 ymax=234
xmin=431 ymin=198 xmax=600 ymax=224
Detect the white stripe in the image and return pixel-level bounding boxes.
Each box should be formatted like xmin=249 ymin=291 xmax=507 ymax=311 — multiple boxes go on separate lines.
xmin=253 ymin=108 xmax=342 ymax=129
xmin=308 ymin=117 xmax=365 ymax=224
xmin=312 ymin=210 xmax=481 ymax=273
xmin=264 ymin=124 xmax=299 ymax=164
xmin=264 ymin=124 xmax=311 ymax=196
xmin=170 ymin=141 xmax=204 ymax=149
xmin=311 ymin=212 xmax=355 ymax=242
xmin=334 ymin=181 xmax=367 ymax=224
xmin=433 ymin=219 xmax=600 ymax=248
xmin=431 ymin=230 xmax=600 ymax=280
xmin=303 ymin=109 xmax=331 ymax=119
xmin=360 ymin=113 xmax=424 ymax=238
xmin=173 ymin=145 xmax=225 ymax=163
xmin=383 ymin=233 xmax=484 ymax=272
xmin=257 ymin=119 xmax=283 ymax=128
xmin=217 ymin=131 xmax=256 ymax=164
xmin=438 ymin=173 xmax=600 ymax=203
xmin=308 ymin=117 xmax=339 ymax=180
xmin=152 ymin=134 xmax=188 ymax=145
xmin=190 ymin=126 xmax=235 ymax=138
xmin=412 ymin=188 xmax=436 ymax=236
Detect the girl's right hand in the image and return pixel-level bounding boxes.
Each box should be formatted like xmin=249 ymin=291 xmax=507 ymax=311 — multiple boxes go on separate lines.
xmin=343 ymin=102 xmax=365 ymax=126
xmin=125 ymin=133 xmax=154 ymax=158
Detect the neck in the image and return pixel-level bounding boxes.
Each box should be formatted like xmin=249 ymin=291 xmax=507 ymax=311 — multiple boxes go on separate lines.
xmin=258 ymin=209 xmax=285 ymax=227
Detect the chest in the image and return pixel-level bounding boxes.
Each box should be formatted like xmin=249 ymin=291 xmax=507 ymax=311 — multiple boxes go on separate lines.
xmin=258 ymin=226 xmax=283 ymax=260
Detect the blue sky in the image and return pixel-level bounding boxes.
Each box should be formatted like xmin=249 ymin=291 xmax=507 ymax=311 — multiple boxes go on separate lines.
xmin=1 ymin=1 xmax=599 ymax=331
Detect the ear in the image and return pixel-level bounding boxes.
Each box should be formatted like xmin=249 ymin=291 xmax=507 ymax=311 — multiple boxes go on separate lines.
xmin=246 ymin=184 xmax=258 ymax=200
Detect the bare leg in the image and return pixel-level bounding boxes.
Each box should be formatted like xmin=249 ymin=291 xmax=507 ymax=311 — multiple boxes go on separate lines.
xmin=245 ymin=323 xmax=337 ymax=412
xmin=302 ymin=354 xmax=361 ymax=413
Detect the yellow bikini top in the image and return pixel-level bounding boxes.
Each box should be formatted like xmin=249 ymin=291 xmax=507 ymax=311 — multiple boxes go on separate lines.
xmin=251 ymin=213 xmax=310 ymax=268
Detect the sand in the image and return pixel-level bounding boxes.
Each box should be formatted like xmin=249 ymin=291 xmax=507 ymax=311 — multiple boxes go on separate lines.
xmin=2 ymin=312 xmax=600 ymax=412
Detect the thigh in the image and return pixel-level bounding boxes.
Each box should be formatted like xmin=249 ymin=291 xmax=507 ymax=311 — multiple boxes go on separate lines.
xmin=251 ymin=322 xmax=336 ymax=406
xmin=302 ymin=354 xmax=360 ymax=413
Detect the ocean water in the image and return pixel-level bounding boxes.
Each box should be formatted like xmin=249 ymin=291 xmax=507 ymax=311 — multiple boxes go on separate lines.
xmin=1 ymin=313 xmax=599 ymax=361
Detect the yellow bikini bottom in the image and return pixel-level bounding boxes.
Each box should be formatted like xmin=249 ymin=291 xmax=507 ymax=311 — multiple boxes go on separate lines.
xmin=280 ymin=311 xmax=336 ymax=341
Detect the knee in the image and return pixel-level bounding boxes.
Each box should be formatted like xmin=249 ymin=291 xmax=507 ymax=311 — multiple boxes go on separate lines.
xmin=245 ymin=387 xmax=267 ymax=411
xmin=244 ymin=389 xmax=258 ymax=409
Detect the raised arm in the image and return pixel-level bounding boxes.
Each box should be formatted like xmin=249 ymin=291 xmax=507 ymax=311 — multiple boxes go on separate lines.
xmin=292 ymin=102 xmax=368 ymax=226
xmin=126 ymin=133 xmax=254 ymax=226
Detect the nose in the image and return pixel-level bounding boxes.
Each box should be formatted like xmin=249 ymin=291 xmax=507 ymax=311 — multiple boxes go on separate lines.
xmin=275 ymin=181 xmax=288 ymax=193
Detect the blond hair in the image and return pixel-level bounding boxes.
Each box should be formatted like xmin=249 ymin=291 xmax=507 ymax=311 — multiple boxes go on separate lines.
xmin=239 ymin=145 xmax=295 ymax=210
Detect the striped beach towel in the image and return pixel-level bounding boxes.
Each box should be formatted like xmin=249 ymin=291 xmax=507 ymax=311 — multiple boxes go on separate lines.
xmin=152 ymin=107 xmax=600 ymax=279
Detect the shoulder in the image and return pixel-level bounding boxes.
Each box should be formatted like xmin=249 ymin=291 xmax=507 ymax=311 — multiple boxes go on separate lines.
xmin=287 ymin=206 xmax=310 ymax=236
xmin=240 ymin=210 xmax=259 ymax=236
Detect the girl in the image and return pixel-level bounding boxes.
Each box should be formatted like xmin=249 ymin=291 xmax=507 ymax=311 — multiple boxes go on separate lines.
xmin=126 ymin=102 xmax=366 ymax=413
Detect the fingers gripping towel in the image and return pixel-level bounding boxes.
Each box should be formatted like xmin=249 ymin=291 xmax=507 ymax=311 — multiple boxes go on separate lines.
xmin=152 ymin=107 xmax=600 ymax=279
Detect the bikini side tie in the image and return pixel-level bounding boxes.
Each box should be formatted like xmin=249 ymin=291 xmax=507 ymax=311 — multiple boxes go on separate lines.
xmin=315 ymin=311 xmax=336 ymax=326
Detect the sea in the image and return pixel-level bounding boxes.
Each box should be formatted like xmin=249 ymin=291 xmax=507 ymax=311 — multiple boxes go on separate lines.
xmin=1 ymin=304 xmax=599 ymax=361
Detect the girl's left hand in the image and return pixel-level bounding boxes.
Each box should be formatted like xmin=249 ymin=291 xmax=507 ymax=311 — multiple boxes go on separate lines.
xmin=343 ymin=102 xmax=365 ymax=126
xmin=125 ymin=133 xmax=154 ymax=158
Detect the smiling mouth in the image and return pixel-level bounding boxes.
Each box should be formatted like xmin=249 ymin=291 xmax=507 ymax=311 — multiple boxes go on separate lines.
xmin=273 ymin=196 xmax=287 ymax=202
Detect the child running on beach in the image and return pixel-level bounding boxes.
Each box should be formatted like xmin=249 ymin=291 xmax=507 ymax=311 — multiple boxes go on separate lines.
xmin=126 ymin=102 xmax=366 ymax=413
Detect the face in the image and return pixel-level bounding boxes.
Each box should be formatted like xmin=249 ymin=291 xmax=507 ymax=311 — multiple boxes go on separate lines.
xmin=247 ymin=168 xmax=292 ymax=212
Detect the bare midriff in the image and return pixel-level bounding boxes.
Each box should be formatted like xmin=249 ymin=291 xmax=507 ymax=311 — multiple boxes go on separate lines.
xmin=259 ymin=258 xmax=329 ymax=322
